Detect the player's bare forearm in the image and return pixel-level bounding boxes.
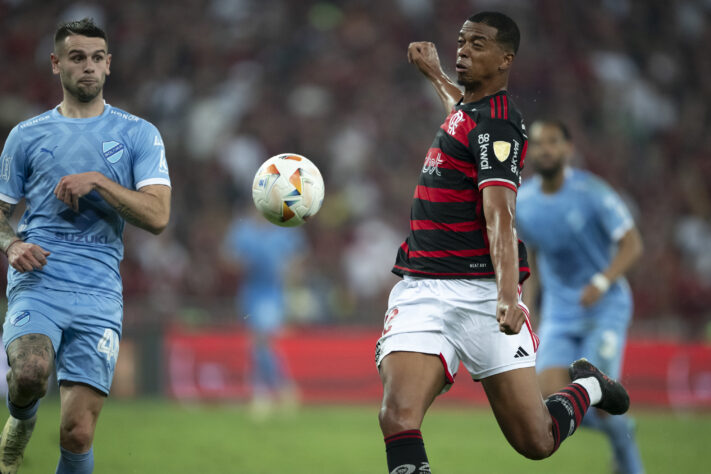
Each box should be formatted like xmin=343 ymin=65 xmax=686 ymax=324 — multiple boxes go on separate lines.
xmin=408 ymin=42 xmax=463 ymax=114
xmin=602 ymin=227 xmax=643 ymax=281
xmin=487 ymin=213 xmax=519 ymax=302
xmin=0 ymin=201 xmax=19 ymax=253
xmin=430 ymin=74 xmax=464 ymax=114
xmin=483 ymin=186 xmax=524 ymax=334
xmin=95 ymin=177 xmax=171 ymax=235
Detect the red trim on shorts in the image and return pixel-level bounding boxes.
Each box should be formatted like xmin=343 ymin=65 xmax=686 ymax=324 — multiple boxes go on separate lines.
xmin=438 ymin=353 xmax=455 ymax=384
xmin=519 ymin=303 xmax=539 ymax=352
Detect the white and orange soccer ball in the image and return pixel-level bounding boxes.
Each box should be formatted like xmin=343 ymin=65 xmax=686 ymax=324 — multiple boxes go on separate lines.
xmin=251 ymin=153 xmax=325 ymax=227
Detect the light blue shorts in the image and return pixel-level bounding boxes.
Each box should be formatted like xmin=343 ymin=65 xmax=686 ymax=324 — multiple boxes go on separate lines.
xmin=3 ymin=288 xmax=122 ymax=395
xmin=535 ymin=302 xmax=630 ymax=379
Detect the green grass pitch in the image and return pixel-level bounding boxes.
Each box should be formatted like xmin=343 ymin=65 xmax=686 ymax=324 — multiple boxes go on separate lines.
xmin=10 ymin=399 xmax=708 ymax=473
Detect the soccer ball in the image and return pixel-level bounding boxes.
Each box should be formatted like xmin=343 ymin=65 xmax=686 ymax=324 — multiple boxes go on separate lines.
xmin=252 ymin=153 xmax=325 ymax=227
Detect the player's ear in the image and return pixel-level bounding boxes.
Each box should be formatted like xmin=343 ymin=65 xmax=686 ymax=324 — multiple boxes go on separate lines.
xmin=105 ymin=53 xmax=112 ymax=76
xmin=498 ymin=52 xmax=514 ymax=72
xmin=50 ymin=52 xmax=60 ymax=75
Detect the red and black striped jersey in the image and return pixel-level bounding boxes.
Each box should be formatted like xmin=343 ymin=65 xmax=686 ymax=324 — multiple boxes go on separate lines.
xmin=393 ymin=91 xmax=530 ymax=281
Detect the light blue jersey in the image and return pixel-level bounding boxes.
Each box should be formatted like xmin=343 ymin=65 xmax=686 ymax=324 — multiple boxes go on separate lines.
xmin=223 ymin=216 xmax=304 ymax=333
xmin=0 ymin=104 xmax=171 ymax=300
xmin=516 ymin=168 xmax=633 ymax=324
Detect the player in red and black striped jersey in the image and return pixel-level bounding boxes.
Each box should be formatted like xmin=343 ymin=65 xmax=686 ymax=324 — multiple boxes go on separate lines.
xmin=392 ymin=88 xmax=530 ymax=281
xmin=376 ymin=12 xmax=631 ymax=473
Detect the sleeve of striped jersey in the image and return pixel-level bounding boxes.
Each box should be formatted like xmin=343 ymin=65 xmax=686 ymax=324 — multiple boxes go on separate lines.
xmin=468 ymin=118 xmax=523 ymax=193
xmin=0 ymin=125 xmax=27 ymax=204
xmin=132 ymin=121 xmax=171 ymax=190
xmin=590 ymin=177 xmax=635 ymax=241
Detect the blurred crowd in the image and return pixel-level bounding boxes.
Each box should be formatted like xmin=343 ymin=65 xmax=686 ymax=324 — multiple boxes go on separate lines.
xmin=1 ymin=0 xmax=710 ymax=339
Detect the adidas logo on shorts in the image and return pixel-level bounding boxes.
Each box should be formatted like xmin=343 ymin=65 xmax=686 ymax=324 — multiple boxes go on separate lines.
xmin=513 ymin=346 xmax=529 ymax=358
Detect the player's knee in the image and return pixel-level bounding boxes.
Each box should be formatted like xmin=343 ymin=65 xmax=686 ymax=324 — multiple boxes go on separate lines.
xmin=60 ymin=419 xmax=95 ymax=453
xmin=378 ymin=401 xmax=422 ymax=435
xmin=10 ymin=359 xmax=52 ymax=399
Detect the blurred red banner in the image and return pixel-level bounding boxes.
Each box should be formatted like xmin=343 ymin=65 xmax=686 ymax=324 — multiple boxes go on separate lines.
xmin=164 ymin=326 xmax=711 ymax=409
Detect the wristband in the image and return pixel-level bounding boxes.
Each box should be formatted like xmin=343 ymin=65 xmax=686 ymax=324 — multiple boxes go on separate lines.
xmin=590 ymin=273 xmax=610 ymax=293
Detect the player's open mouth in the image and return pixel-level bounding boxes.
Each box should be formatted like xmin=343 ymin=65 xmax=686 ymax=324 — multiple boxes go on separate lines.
xmin=455 ymin=63 xmax=467 ymax=72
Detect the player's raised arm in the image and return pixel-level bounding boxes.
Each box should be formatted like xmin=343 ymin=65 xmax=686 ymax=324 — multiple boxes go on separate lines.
xmin=408 ymin=42 xmax=463 ymax=114
xmin=483 ymin=186 xmax=525 ymax=334
xmin=53 ymin=172 xmax=171 ymax=234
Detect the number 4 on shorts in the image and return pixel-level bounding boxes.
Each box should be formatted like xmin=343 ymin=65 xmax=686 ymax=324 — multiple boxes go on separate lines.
xmin=97 ymin=328 xmax=119 ymax=363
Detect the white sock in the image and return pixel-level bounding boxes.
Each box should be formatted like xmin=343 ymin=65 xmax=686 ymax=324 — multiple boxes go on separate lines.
xmin=573 ymin=376 xmax=602 ymax=405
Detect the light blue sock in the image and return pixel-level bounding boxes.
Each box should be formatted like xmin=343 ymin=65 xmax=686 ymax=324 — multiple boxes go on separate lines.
xmin=6 ymin=394 xmax=39 ymax=420
xmin=56 ymin=446 xmax=94 ymax=474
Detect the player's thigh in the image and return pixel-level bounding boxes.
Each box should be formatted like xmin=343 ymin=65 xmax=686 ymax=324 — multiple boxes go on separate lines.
xmin=4 ymin=294 xmax=62 ymax=366
xmin=4 ymin=294 xmax=61 ymax=387
xmin=481 ymin=367 xmax=553 ymax=452
xmin=57 ymin=293 xmax=122 ymax=395
xmin=378 ymin=351 xmax=448 ymax=435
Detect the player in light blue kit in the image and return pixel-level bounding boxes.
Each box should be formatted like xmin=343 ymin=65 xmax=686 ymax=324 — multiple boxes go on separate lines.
xmin=223 ymin=210 xmax=304 ymax=416
xmin=516 ymin=120 xmax=644 ymax=474
xmin=0 ymin=19 xmax=171 ymax=473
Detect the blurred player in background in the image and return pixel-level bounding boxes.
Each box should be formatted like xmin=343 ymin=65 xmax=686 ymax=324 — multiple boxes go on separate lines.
xmin=0 ymin=19 xmax=171 ymax=473
xmin=222 ymin=209 xmax=303 ymax=418
xmin=516 ymin=120 xmax=644 ymax=474
xmin=376 ymin=12 xmax=631 ymax=473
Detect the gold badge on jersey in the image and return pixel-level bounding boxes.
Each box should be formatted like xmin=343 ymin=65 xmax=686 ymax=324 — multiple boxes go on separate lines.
xmin=493 ymin=141 xmax=511 ymax=162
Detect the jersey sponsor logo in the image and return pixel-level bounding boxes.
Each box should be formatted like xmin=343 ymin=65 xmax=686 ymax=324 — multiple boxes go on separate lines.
xmin=9 ymin=311 xmax=30 ymax=327
xmin=102 ymin=141 xmax=125 ymax=164
xmin=109 ymin=109 xmax=139 ymax=122
xmin=55 ymin=232 xmax=110 ymax=244
xmin=19 ymin=115 xmax=50 ymax=129
xmin=422 ymin=150 xmax=444 ymax=176
xmin=478 ymin=133 xmax=491 ymax=170
xmin=390 ymin=465 xmax=416 ymax=474
xmin=0 ymin=154 xmax=12 ymax=181
xmin=493 ymin=141 xmax=511 ymax=162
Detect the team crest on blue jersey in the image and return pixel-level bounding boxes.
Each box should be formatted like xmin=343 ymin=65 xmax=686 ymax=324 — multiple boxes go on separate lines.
xmin=9 ymin=310 xmax=30 ymax=327
xmin=102 ymin=141 xmax=125 ymax=164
